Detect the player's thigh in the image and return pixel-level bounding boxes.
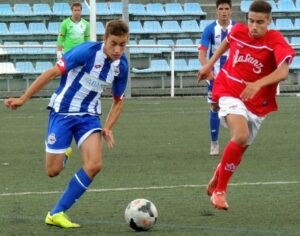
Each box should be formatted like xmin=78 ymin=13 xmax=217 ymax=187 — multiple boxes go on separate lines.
xmin=45 ymin=111 xmax=73 ymax=153
xmin=246 ymin=111 xmax=265 ymax=145
xmin=73 ymin=115 xmax=102 ymax=147
xmin=219 ymin=97 xmax=249 ymax=144
xmin=226 ymin=114 xmax=249 ymax=142
xmin=80 ymin=132 xmax=103 ymax=173
xmin=46 ymin=152 xmax=65 ymax=170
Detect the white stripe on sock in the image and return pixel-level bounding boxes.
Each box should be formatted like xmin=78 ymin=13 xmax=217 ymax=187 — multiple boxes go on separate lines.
xmin=75 ymin=174 xmax=88 ymax=190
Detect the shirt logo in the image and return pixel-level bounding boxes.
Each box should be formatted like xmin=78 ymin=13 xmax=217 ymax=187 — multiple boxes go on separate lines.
xmin=94 ymin=64 xmax=102 ymax=69
xmin=80 ymin=73 xmax=108 ymax=92
xmin=233 ymin=50 xmax=263 ymax=74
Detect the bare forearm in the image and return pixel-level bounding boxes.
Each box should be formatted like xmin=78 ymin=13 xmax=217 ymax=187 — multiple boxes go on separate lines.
xmin=256 ymin=62 xmax=289 ymax=88
xmin=104 ymin=100 xmax=123 ymax=130
xmin=21 ymin=67 xmax=60 ymax=102
xmin=198 ymin=50 xmax=208 ymax=66
xmin=206 ymin=40 xmax=230 ymax=68
xmin=240 ymin=62 xmax=290 ymax=101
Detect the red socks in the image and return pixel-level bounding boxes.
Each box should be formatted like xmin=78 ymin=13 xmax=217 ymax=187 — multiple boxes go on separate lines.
xmin=215 ymin=140 xmax=247 ymax=192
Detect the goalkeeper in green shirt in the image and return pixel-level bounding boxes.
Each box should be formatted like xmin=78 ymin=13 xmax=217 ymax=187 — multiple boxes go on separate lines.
xmin=57 ymin=2 xmax=90 ymax=60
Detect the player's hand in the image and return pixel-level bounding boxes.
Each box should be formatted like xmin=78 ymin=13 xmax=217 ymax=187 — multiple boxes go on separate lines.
xmin=240 ymin=81 xmax=261 ymax=101
xmin=197 ymin=64 xmax=214 ymax=82
xmin=102 ymin=128 xmax=115 ymax=149
xmin=4 ymin=97 xmax=25 ymax=110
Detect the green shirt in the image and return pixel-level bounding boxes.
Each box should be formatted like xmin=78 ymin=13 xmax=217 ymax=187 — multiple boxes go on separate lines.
xmin=57 ymin=17 xmax=90 ymax=53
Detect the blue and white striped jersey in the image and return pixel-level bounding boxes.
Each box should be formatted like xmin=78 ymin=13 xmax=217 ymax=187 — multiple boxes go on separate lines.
xmin=199 ymin=20 xmax=236 ymax=75
xmin=48 ymin=41 xmax=128 ymax=115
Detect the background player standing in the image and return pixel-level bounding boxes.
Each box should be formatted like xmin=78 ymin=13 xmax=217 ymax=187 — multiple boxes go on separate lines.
xmin=56 ymin=2 xmax=90 ymax=60
xmin=198 ymin=0 xmax=235 ymax=156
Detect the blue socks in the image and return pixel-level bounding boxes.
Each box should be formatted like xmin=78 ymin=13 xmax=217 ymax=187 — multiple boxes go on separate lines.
xmin=51 ymin=168 xmax=92 ymax=215
xmin=210 ymin=109 xmax=220 ymax=142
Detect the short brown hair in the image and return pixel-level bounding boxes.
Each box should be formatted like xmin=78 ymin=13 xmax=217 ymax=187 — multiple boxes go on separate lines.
xmin=216 ymin=0 xmax=232 ymax=8
xmin=104 ymin=20 xmax=129 ymax=39
xmin=71 ymin=2 xmax=82 ymax=10
xmin=249 ymin=0 xmax=272 ymax=14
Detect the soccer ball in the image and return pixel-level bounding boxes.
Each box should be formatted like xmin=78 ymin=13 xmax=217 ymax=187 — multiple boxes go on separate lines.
xmin=124 ymin=198 xmax=158 ymax=231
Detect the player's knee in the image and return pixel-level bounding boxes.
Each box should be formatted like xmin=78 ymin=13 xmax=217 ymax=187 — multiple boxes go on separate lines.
xmin=84 ymin=160 xmax=103 ymax=177
xmin=92 ymin=161 xmax=103 ymax=174
xmin=233 ymin=133 xmax=248 ymax=146
xmin=46 ymin=167 xmax=62 ymax=177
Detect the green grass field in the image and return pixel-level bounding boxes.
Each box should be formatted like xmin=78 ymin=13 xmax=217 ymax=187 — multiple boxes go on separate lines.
xmin=0 ymin=96 xmax=299 ymax=236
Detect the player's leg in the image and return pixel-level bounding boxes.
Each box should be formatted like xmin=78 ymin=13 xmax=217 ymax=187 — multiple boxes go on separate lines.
xmin=209 ymin=97 xmax=249 ymax=210
xmin=46 ymin=115 xmax=102 ymax=228
xmin=80 ymin=132 xmax=103 ymax=178
xmin=49 ymin=133 xmax=102 ymax=210
xmin=207 ymin=80 xmax=220 ymax=156
xmin=45 ymin=112 xmax=73 ymax=177
xmin=210 ymin=102 xmax=220 ymax=155
xmin=45 ymin=148 xmax=72 ymax=177
xmin=211 ymin=113 xmax=248 ymax=210
xmin=207 ymin=163 xmax=221 ymax=196
xmin=45 ymin=153 xmax=66 ymax=177
xmin=63 ymin=146 xmax=72 ymax=169
xmin=216 ymin=113 xmax=248 ymax=191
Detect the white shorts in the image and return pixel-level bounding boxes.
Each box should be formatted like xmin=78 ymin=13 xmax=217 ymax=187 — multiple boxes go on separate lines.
xmin=218 ymin=97 xmax=265 ymax=145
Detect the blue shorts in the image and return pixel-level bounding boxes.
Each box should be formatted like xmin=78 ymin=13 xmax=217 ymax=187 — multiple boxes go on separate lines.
xmin=45 ymin=111 xmax=101 ymax=154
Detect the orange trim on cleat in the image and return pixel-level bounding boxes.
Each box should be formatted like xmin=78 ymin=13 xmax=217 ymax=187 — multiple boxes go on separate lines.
xmin=207 ymin=164 xmax=220 ymax=196
xmin=211 ymin=191 xmax=229 ymax=210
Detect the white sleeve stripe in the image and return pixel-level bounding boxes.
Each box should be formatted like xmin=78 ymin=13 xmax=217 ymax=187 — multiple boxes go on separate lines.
xmin=278 ymin=55 xmax=293 ymax=68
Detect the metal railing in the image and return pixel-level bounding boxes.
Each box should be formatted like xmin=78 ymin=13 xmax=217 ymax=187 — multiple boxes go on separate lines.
xmin=0 ymin=43 xmax=300 ymax=96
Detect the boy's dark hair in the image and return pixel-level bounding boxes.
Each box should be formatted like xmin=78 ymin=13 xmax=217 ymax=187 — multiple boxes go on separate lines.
xmin=216 ymin=0 xmax=232 ymax=8
xmin=249 ymin=0 xmax=272 ymax=14
xmin=71 ymin=2 xmax=82 ymax=10
xmin=104 ymin=20 xmax=129 ymax=39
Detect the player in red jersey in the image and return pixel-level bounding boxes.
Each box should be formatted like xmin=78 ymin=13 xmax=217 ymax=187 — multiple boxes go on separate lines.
xmin=198 ymin=0 xmax=295 ymax=210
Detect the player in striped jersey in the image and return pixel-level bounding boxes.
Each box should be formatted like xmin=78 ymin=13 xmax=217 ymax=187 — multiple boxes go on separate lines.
xmin=198 ymin=0 xmax=295 ymax=210
xmin=5 ymin=20 xmax=129 ymax=228
xmin=198 ymin=0 xmax=236 ymax=156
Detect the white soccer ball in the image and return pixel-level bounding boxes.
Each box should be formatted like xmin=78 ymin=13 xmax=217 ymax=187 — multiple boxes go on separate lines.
xmin=124 ymin=198 xmax=158 ymax=231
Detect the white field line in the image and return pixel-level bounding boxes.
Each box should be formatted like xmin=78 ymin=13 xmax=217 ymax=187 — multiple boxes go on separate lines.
xmin=1 ymin=181 xmax=299 ymax=197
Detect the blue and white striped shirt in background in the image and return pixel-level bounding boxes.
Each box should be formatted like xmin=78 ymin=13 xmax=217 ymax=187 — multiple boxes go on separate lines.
xmin=199 ymin=20 xmax=236 ymax=75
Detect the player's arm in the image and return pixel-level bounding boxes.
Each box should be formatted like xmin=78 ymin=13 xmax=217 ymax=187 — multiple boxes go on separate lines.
xmin=240 ymin=61 xmax=289 ymax=101
xmin=198 ymin=39 xmax=230 ymax=81
xmin=84 ymin=22 xmax=91 ymax=41
xmin=102 ymin=98 xmax=124 ymax=148
xmin=57 ymin=21 xmax=66 ymax=59
xmin=4 ymin=66 xmax=62 ymax=110
xmin=198 ymin=48 xmax=207 ymax=65
xmin=102 ymin=63 xmax=128 ymax=149
xmin=198 ymin=49 xmax=215 ymax=80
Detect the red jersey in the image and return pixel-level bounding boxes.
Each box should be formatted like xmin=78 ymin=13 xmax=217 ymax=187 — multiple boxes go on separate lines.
xmin=212 ymin=23 xmax=295 ymax=116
